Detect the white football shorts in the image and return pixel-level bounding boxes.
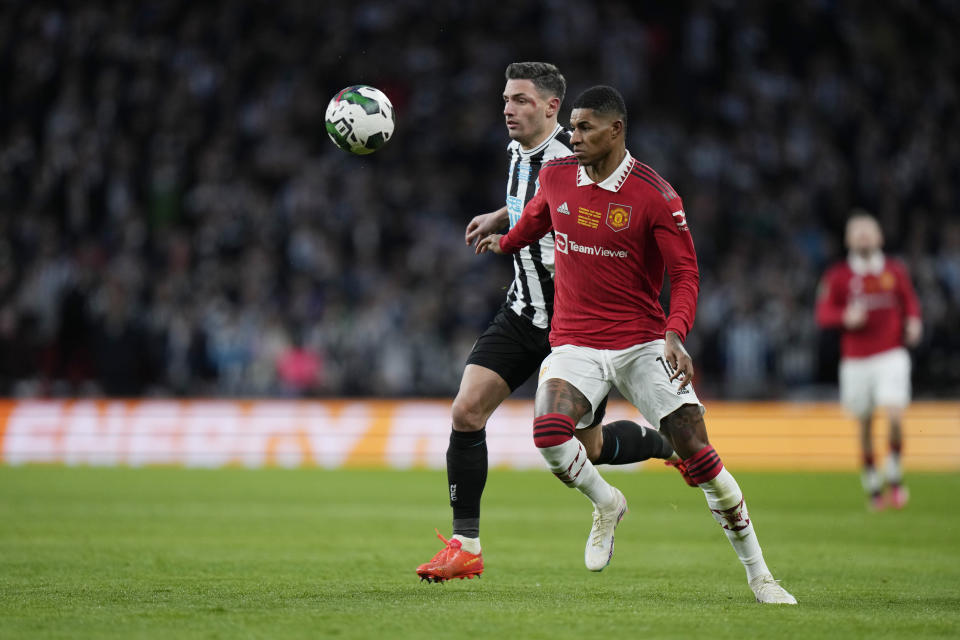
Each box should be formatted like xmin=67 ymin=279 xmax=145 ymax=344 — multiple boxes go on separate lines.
xmin=537 ymin=340 xmax=705 ymax=430
xmin=839 ymin=347 xmax=912 ymax=419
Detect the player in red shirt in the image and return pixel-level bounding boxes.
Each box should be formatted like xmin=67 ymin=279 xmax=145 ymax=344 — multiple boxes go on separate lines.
xmin=478 ymin=85 xmax=796 ymax=604
xmin=815 ymin=212 xmax=922 ymax=510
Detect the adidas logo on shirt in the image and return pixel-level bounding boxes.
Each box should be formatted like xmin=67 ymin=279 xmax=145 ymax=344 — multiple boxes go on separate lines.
xmin=557 ymin=201 xmax=570 ymax=215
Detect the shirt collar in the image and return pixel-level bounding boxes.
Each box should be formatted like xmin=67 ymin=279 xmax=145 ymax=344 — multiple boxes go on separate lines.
xmin=519 ymin=124 xmax=563 ymax=157
xmin=848 ymin=250 xmax=885 ymax=275
xmin=576 ymin=150 xmax=635 ymax=192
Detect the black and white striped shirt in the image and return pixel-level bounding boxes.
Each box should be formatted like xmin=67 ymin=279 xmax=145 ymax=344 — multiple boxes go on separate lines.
xmin=504 ymin=125 xmax=574 ymax=329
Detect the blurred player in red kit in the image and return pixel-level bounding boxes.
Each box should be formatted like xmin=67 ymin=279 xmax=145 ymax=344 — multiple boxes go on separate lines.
xmin=816 ymin=211 xmax=922 ymax=510
xmin=478 ymin=85 xmax=796 ymax=604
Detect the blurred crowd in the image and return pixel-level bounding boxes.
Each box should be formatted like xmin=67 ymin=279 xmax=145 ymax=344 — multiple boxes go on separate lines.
xmin=1 ymin=0 xmax=958 ymax=399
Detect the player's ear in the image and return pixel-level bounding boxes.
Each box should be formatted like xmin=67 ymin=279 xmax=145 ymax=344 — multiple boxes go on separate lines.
xmin=610 ymin=119 xmax=624 ymax=140
xmin=545 ymin=96 xmax=560 ymax=118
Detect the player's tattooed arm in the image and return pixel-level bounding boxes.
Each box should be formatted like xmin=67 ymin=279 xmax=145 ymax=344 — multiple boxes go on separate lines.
xmin=664 ymin=330 xmax=695 ymax=388
xmin=535 ymin=379 xmax=592 ymax=424
xmin=466 ymin=206 xmax=509 ymax=246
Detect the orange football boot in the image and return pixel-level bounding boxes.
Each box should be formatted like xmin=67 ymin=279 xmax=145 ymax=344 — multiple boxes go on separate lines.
xmin=415 ymin=529 xmax=484 ymax=583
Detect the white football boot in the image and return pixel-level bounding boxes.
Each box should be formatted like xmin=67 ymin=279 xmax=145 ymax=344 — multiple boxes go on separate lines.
xmin=584 ymin=488 xmax=627 ymax=571
xmin=750 ymin=574 xmax=798 ymax=604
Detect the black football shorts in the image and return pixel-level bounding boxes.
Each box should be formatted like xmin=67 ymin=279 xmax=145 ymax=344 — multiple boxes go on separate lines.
xmin=466 ymin=305 xmax=551 ymax=392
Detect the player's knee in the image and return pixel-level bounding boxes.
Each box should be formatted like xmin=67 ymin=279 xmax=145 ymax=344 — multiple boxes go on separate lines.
xmin=451 ymin=396 xmax=487 ymax=432
xmin=660 ymin=404 xmax=708 ymax=457
xmin=533 ymin=414 xmax=575 ymax=449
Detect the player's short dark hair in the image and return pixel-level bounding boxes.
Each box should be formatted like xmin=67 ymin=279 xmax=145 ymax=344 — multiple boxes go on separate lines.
xmin=505 ymin=62 xmax=566 ymax=103
xmin=571 ymin=85 xmax=627 ymax=128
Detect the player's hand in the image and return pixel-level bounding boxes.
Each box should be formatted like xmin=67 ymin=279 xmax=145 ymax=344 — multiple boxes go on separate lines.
xmin=465 ymin=208 xmax=508 ymax=246
xmin=664 ymin=330 xmax=695 ymax=389
xmin=904 ymin=316 xmax=923 ymax=347
xmin=476 ymin=234 xmax=505 ymax=255
xmin=843 ymin=302 xmax=867 ymax=330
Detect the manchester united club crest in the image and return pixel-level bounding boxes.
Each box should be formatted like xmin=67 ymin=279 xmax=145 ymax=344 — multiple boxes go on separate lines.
xmin=606 ymin=203 xmax=632 ymax=232
xmin=881 ymin=271 xmax=896 ymax=290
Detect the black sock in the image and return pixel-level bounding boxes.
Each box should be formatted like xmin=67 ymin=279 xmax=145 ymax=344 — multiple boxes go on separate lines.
xmin=595 ymin=420 xmax=675 ymax=464
xmin=447 ymin=428 xmax=487 ymax=538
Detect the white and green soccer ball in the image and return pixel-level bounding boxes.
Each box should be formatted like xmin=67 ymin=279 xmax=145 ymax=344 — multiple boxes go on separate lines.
xmin=324 ymin=85 xmax=396 ymax=155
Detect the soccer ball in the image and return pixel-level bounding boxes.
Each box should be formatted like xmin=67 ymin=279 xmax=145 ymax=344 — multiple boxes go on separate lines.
xmin=324 ymin=85 xmax=396 ymax=155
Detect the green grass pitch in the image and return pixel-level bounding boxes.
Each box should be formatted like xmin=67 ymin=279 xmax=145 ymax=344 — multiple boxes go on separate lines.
xmin=1 ymin=466 xmax=958 ymax=639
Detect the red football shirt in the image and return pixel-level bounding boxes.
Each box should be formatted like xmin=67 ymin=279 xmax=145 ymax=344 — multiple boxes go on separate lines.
xmin=498 ymin=151 xmax=699 ymax=349
xmin=815 ymin=255 xmax=921 ymax=358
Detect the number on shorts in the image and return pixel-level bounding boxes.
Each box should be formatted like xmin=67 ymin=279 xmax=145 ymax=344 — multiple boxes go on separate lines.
xmin=655 ymin=356 xmax=674 ymax=379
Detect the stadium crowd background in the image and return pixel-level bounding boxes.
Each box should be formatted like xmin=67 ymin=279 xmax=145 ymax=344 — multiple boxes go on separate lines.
xmin=0 ymin=0 xmax=957 ymax=400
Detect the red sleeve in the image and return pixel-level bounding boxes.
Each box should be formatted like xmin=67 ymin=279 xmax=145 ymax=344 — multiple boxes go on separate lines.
xmin=814 ymin=267 xmax=846 ymax=328
xmin=498 ymin=186 xmax=553 ymax=254
xmin=651 ymin=198 xmax=699 ymax=341
xmin=893 ymin=260 xmax=922 ymax=320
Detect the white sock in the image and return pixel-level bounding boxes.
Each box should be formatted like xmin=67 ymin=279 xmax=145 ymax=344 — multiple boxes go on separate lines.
xmin=539 ymin=438 xmax=617 ymax=508
xmin=885 ymin=452 xmax=902 ymax=486
xmin=699 ymin=467 xmax=770 ymax=582
xmin=862 ymin=466 xmax=882 ymax=495
xmin=452 ymin=535 xmax=481 ymax=554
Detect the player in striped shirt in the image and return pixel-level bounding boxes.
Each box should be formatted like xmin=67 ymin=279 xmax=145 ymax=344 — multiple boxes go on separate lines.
xmin=416 ymin=64 xmax=677 ymax=584
xmin=478 ymin=85 xmax=796 ymax=604
xmin=815 ymin=212 xmax=922 ymax=510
